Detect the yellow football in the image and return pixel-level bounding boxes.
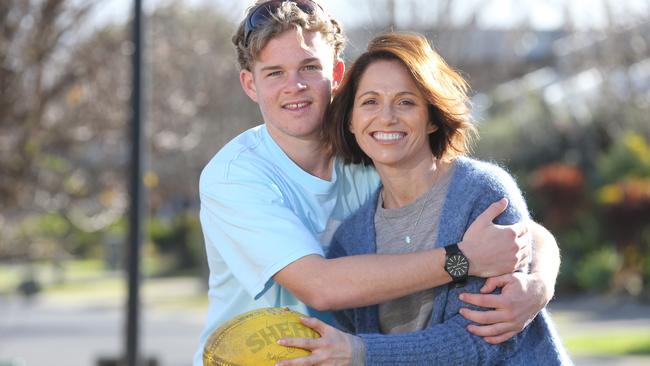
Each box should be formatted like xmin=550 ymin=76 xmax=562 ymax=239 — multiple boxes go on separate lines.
xmin=203 ymin=307 xmax=320 ymax=366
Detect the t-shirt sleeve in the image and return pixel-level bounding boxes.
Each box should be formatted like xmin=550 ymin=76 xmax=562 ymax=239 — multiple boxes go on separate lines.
xmin=200 ymin=169 xmax=324 ymax=299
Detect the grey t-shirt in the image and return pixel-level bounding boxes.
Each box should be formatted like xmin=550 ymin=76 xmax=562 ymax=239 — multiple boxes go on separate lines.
xmin=374 ymin=165 xmax=454 ymax=334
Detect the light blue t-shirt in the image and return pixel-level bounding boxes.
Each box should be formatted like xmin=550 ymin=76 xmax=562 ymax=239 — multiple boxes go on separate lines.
xmin=193 ymin=125 xmax=379 ymax=365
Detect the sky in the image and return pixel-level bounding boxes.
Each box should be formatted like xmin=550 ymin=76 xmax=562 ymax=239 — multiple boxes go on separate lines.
xmin=96 ymin=0 xmax=650 ymax=31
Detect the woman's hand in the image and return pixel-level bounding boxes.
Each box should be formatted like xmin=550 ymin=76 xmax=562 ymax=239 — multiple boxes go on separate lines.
xmin=458 ymin=271 xmax=548 ymax=344
xmin=276 ymin=317 xmax=355 ymax=366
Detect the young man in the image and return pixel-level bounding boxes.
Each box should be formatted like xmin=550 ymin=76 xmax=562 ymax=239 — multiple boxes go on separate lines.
xmin=194 ymin=1 xmax=560 ymax=364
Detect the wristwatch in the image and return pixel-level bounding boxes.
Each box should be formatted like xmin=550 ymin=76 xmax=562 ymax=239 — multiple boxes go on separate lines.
xmin=444 ymin=243 xmax=469 ymax=286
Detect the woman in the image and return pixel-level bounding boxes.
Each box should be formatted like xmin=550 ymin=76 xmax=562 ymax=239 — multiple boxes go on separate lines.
xmin=276 ymin=32 xmax=571 ymax=365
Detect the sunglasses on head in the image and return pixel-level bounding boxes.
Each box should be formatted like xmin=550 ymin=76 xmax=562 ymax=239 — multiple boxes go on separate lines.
xmin=243 ymin=0 xmax=324 ymax=47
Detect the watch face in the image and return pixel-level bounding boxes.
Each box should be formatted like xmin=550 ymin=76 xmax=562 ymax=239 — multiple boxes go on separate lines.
xmin=446 ymin=253 xmax=469 ymax=278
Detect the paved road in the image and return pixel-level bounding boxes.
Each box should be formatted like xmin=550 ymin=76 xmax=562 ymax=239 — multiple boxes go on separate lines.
xmin=548 ymin=294 xmax=650 ymax=366
xmin=0 ymin=278 xmax=205 ymax=366
xmin=2 ymin=278 xmax=649 ymax=366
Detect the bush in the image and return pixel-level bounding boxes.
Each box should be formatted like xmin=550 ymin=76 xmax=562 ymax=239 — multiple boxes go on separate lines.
xmin=576 ymin=247 xmax=622 ymax=293
xmin=555 ymin=215 xmax=608 ymax=291
xmin=597 ymin=132 xmax=650 ymax=185
xmin=148 ymin=213 xmax=204 ymax=273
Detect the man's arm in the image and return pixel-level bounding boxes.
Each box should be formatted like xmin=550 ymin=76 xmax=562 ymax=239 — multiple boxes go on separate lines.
xmin=274 ymin=199 xmax=531 ymax=311
xmin=459 ymin=221 xmax=560 ymax=343
xmin=529 ymin=221 xmax=560 ymax=301
xmin=204 ymin=169 xmax=528 ymax=312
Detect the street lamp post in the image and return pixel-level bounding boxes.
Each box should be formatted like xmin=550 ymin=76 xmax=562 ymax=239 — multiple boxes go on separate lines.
xmin=126 ymin=0 xmax=145 ymax=365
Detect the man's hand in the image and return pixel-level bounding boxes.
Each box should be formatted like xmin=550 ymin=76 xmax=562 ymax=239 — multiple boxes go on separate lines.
xmin=460 ymin=198 xmax=531 ymax=277
xmin=458 ymin=272 xmax=550 ymax=344
xmin=276 ymin=317 xmax=354 ymax=366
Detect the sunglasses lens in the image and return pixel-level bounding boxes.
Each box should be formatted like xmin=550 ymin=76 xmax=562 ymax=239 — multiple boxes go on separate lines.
xmin=244 ymin=1 xmax=321 ymax=46
xmin=247 ymin=2 xmax=277 ymax=31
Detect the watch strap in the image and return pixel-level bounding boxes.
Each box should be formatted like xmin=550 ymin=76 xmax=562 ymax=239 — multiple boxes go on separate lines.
xmin=444 ymin=243 xmax=462 ymax=256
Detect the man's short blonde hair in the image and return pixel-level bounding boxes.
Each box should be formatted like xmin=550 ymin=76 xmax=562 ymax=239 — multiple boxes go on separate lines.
xmin=232 ymin=0 xmax=345 ymax=71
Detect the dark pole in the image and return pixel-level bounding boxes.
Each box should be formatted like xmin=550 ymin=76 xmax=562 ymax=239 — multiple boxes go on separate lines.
xmin=127 ymin=0 xmax=145 ymax=365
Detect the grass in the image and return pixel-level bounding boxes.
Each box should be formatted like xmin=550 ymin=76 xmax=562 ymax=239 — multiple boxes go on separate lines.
xmin=0 ymin=259 xmax=106 ymax=292
xmin=0 ymin=265 xmax=23 ymax=293
xmin=47 ymin=276 xmax=124 ymax=297
xmin=0 ymin=256 xmax=179 ymax=296
xmin=564 ymin=330 xmax=650 ymax=356
xmin=1 ymin=257 xmax=207 ymax=309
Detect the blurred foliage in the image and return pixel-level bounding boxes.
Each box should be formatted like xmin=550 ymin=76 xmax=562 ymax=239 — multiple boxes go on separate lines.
xmin=4 ymin=210 xmax=204 ymax=276
xmin=0 ymin=0 xmax=97 ymax=212
xmin=0 ymin=1 xmax=257 ymax=277
xmin=597 ymin=132 xmax=650 ymax=184
xmin=10 ymin=212 xmax=103 ymax=260
xmin=148 ymin=212 xmax=205 ymax=273
xmin=477 ymin=56 xmax=650 ymax=297
xmin=576 ymin=247 xmax=622 ymax=293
